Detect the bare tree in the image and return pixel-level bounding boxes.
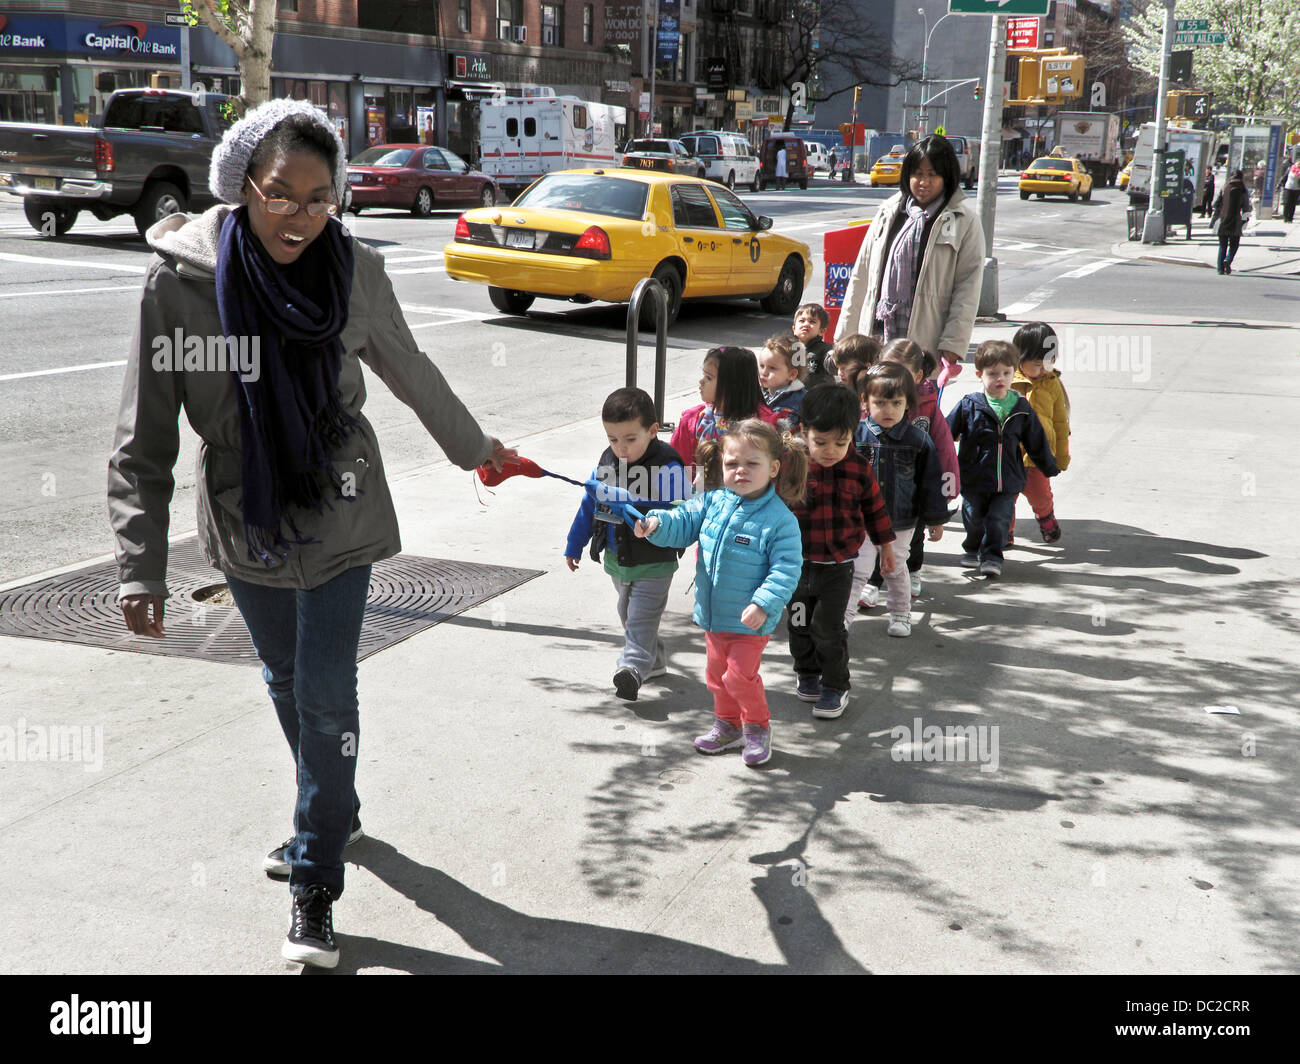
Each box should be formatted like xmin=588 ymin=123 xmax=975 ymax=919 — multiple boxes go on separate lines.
xmin=184 ymin=0 xmax=278 ymax=115
xmin=773 ymin=0 xmax=918 ymax=130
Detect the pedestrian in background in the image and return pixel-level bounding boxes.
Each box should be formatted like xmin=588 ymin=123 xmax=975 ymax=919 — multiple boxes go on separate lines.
xmin=775 ymin=144 xmax=789 ymax=191
xmin=1200 ymin=167 xmax=1216 ymax=218
xmin=108 ymin=99 xmax=513 ymax=970
xmin=1212 ymin=169 xmax=1251 ymax=275
xmin=839 ymin=134 xmax=984 ymax=391
xmin=1282 ymin=158 xmax=1300 ymax=224
xmin=636 ymin=422 xmax=807 ymax=767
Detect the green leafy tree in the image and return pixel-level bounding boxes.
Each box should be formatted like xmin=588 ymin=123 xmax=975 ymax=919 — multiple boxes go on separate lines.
xmin=182 ymin=0 xmax=279 ymax=116
xmin=1124 ymin=0 xmax=1299 ymax=124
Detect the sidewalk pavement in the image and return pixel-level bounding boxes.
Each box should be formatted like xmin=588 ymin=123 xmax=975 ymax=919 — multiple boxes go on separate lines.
xmin=2 ymin=310 xmax=1298 ymax=974
xmin=1111 ymin=208 xmax=1300 ymax=277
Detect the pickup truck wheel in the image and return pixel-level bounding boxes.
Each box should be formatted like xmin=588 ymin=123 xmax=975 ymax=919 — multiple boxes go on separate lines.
xmin=488 ymin=286 xmax=534 ymax=315
xmin=726 ymin=171 xmax=735 ymax=189
xmin=761 ymin=256 xmax=804 ymax=316
xmin=24 ymin=199 xmax=78 ymax=237
xmin=412 ymin=187 xmax=434 ymax=217
xmin=750 ymin=174 xmax=760 ymax=193
xmin=134 ymin=182 xmax=186 ymax=238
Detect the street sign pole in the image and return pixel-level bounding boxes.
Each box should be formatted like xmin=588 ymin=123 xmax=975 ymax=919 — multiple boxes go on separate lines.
xmin=975 ymin=12 xmax=1007 ymax=317
xmin=165 ymin=12 xmax=191 ymax=91
xmin=1142 ymin=0 xmax=1177 ymax=244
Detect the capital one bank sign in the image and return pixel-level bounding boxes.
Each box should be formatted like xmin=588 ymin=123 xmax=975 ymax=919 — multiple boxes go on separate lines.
xmin=0 ymin=14 xmax=179 ymax=58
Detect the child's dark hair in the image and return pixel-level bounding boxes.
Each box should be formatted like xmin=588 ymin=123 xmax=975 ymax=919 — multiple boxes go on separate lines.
xmin=249 ymin=114 xmax=340 ymax=188
xmin=601 ymin=386 xmax=657 ymax=429
xmin=795 ymin=302 xmax=830 ymax=331
xmin=705 ymin=346 xmax=763 ymax=421
xmin=880 ymin=338 xmax=937 ymax=381
xmin=1012 ymin=322 xmax=1059 ymax=364
xmin=696 ymin=419 xmax=809 ymax=505
xmin=763 ymin=333 xmax=809 ymax=382
xmin=861 ymin=362 xmax=918 ymax=413
xmin=830 ymin=333 xmax=881 ymax=389
xmin=974 ymin=340 xmax=1020 ymax=373
xmin=798 ymin=383 xmax=859 ymax=437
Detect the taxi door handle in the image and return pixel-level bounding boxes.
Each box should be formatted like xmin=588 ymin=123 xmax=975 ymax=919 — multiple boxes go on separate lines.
xmin=733 ymin=238 xmax=742 ymax=244
xmin=682 ymin=236 xmax=694 ymax=243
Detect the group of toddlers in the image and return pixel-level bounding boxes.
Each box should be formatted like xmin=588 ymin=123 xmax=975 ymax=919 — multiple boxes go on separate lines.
xmin=564 ymin=303 xmax=1072 ymax=768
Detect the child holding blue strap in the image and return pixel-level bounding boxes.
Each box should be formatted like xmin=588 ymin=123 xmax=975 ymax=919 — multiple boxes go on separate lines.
xmin=635 ymin=420 xmax=807 ymax=767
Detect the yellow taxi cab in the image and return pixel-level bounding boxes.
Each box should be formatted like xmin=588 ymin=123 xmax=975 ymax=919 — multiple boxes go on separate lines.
xmin=443 ymin=168 xmax=812 ymax=325
xmin=1019 ymin=152 xmax=1095 ymax=202
xmin=868 ymin=147 xmax=907 ymax=186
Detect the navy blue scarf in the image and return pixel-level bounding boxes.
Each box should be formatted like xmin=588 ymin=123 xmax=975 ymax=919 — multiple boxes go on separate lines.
xmin=215 ymin=207 xmax=356 ymax=565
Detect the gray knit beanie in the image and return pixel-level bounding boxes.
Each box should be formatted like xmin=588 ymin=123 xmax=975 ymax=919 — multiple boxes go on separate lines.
xmin=209 ymin=98 xmax=348 ymax=207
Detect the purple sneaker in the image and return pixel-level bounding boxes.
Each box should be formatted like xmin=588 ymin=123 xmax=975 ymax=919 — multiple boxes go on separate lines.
xmin=694 ymin=719 xmax=743 ymax=754
xmin=741 ymin=724 xmax=772 ymax=767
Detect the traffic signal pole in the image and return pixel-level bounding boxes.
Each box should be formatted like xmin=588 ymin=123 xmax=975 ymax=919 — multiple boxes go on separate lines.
xmin=1141 ymin=0 xmax=1177 ymax=244
xmin=975 ymin=13 xmax=1007 ymax=317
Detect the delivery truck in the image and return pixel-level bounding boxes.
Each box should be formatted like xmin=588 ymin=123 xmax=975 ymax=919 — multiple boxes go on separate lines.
xmin=1053 ymin=111 xmax=1122 ymax=186
xmin=479 ymin=95 xmax=623 ymax=197
xmin=1128 ymin=121 xmax=1215 ymax=208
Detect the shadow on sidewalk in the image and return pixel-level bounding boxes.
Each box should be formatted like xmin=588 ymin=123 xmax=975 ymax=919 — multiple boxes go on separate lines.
xmin=324 ymin=837 xmax=866 ymax=973
xmin=563 ymin=519 xmax=1299 ymax=971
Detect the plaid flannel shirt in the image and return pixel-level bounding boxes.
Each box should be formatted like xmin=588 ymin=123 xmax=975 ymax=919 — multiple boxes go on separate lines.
xmin=792 ymin=448 xmax=895 ymax=563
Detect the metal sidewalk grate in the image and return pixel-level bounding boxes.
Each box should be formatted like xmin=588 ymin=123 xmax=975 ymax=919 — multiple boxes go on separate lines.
xmin=0 ymin=537 xmax=542 ymax=666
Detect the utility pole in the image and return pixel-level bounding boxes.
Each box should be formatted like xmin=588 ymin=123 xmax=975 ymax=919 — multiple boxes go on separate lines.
xmin=1141 ymin=0 xmax=1177 ymax=244
xmin=647 ymin=1 xmax=658 ymax=137
xmin=975 ymin=13 xmax=1006 ymax=317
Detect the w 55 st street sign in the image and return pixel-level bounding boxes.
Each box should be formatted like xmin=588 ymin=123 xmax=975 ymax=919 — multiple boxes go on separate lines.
xmin=949 ymin=0 xmax=1051 ymax=14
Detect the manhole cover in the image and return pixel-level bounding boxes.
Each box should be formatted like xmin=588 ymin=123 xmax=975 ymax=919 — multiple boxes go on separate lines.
xmin=0 ymin=536 xmax=542 ymax=666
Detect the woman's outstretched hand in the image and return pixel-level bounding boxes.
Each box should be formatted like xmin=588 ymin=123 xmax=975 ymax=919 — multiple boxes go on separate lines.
xmin=488 ymin=437 xmax=517 ymax=471
xmin=121 ymin=594 xmax=165 ymax=638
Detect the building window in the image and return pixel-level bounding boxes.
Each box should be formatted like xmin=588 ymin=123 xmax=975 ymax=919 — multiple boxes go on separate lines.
xmin=498 ymin=0 xmax=523 ymax=41
xmin=583 ymin=4 xmax=594 ymax=44
xmin=458 ymin=0 xmax=471 ymax=33
xmin=278 ymin=0 xmax=299 ymax=12
xmin=541 ymin=4 xmax=564 ymax=46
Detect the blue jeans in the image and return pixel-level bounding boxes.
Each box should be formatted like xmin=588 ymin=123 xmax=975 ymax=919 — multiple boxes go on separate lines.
xmin=225 ymin=565 xmax=371 ymax=899
xmin=1217 ymin=233 xmax=1240 ymax=272
xmin=961 ymin=490 xmax=1017 ymax=564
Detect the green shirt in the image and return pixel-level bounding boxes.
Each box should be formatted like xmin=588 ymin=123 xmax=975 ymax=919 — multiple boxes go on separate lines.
xmin=985 ymin=391 xmax=1018 ymax=422
xmin=603 ymin=551 xmax=677 ymax=581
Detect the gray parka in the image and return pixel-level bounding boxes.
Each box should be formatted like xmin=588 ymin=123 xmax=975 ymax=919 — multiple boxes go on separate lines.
xmin=107 ymin=205 xmax=493 ymax=598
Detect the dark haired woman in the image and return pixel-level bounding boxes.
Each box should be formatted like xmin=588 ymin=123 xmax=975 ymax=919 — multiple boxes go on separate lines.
xmin=840 ymin=134 xmax=985 ymax=387
xmin=1211 ymin=169 xmax=1251 ymax=275
xmin=107 ymin=99 xmax=514 ymax=969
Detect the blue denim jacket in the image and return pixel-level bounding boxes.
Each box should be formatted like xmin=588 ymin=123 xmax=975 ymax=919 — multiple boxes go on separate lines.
xmin=854 ymin=415 xmax=948 ymax=529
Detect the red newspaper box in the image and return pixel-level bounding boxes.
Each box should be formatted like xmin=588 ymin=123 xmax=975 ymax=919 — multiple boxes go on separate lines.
xmin=823 ymin=219 xmax=872 ymax=342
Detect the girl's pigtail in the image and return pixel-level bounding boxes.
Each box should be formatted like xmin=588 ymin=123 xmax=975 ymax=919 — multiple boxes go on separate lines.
xmin=776 ymin=432 xmax=810 ymax=505
xmin=695 ymin=438 xmax=725 ymax=491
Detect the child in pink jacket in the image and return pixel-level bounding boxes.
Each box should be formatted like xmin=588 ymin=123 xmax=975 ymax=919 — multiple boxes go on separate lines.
xmin=671 ymin=346 xmax=779 ymax=476
xmin=859 ymin=339 xmax=959 ymax=605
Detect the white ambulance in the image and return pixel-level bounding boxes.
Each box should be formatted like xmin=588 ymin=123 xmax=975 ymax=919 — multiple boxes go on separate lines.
xmin=479 ymin=95 xmax=624 ymax=198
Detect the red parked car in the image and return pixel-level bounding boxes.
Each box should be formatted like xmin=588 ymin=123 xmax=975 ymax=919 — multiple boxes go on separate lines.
xmin=346 ymin=144 xmax=499 ymax=217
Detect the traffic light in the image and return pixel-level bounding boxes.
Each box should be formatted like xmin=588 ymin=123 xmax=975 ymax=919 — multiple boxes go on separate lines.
xmin=853 ymin=86 xmax=861 ymax=106
xmin=973 ymin=84 xmax=983 ymax=100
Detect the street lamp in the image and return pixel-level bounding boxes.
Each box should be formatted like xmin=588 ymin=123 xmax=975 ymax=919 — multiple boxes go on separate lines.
xmin=916 ymin=7 xmax=956 ymax=137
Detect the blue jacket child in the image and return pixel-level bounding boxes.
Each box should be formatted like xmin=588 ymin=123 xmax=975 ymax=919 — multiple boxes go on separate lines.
xmin=762 ymin=381 xmax=805 ymax=433
xmin=854 ymin=415 xmax=949 ymax=530
xmin=647 ymin=483 xmax=804 ymax=637
xmin=946 ymin=392 xmax=1059 ymax=495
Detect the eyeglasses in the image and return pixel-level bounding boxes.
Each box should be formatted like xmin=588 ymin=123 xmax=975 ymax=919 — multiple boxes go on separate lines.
xmin=245 ymin=177 xmax=338 ymax=218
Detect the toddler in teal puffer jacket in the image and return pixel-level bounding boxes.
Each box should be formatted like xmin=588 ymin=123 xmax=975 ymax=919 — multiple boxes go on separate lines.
xmin=635 ymin=420 xmax=807 ymax=767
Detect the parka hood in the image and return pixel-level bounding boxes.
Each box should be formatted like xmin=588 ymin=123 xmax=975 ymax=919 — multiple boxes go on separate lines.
xmin=145 ymin=204 xmax=234 ymax=281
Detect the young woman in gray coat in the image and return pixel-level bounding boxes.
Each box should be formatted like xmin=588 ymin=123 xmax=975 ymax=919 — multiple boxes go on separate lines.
xmin=107 ymin=99 xmax=513 ymax=969
xmin=839 ymin=135 xmax=985 ymax=387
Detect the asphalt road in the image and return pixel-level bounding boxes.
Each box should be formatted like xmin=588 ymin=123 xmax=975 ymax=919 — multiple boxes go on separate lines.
xmin=0 ymin=173 xmax=1289 ymax=585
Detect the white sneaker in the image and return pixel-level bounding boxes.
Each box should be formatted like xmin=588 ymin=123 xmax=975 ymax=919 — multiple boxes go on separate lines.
xmin=887 ymin=614 xmax=911 ymax=637
xmin=910 ymin=572 xmax=922 ymax=597
xmin=858 ymin=585 xmax=880 ymax=609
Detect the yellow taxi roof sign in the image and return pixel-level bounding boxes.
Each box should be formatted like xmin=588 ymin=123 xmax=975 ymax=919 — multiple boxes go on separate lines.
xmin=934 ymin=125 xmax=946 ymax=136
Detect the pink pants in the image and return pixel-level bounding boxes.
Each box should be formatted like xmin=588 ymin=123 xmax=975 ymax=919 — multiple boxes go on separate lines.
xmin=705 ymin=632 xmax=771 ymax=728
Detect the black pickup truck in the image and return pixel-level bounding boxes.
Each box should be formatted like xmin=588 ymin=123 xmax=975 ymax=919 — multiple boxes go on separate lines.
xmin=0 ymin=88 xmax=231 ymax=239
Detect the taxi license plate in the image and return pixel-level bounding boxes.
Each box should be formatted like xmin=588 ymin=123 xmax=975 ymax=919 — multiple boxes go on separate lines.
xmin=347 ymin=173 xmax=362 ymax=184
xmin=506 ymin=230 xmax=533 ymax=249
xmin=35 ymin=176 xmax=57 ymax=190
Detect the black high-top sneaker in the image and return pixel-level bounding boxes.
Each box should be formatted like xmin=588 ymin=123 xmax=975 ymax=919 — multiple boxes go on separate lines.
xmin=282 ymin=883 xmax=339 ymax=969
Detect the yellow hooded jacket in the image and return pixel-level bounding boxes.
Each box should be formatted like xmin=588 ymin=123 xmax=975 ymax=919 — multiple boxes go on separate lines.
xmin=1011 ymin=369 xmax=1071 ymax=471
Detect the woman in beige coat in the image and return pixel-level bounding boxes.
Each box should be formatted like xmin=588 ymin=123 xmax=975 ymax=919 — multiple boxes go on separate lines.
xmin=839 ymin=135 xmax=984 ymax=386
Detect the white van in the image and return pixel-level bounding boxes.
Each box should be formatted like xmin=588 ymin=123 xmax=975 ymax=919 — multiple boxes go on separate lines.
xmin=678 ymin=130 xmax=760 ymax=191
xmin=479 ymin=95 xmax=622 ymax=196
xmin=803 ymin=142 xmax=831 ymax=176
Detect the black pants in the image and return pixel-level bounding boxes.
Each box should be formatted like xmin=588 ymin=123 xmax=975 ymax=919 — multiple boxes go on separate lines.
xmin=961 ymin=490 xmax=1017 ymax=564
xmin=788 ymin=560 xmax=854 ymax=692
xmin=1284 ymin=188 xmax=1298 ymax=223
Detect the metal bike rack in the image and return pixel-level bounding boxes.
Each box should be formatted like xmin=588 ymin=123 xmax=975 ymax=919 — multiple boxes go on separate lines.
xmin=625 ymin=276 xmax=671 ymax=428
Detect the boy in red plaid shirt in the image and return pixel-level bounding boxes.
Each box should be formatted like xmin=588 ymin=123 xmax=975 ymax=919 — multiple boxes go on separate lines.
xmin=788 ymin=385 xmax=896 ymax=719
